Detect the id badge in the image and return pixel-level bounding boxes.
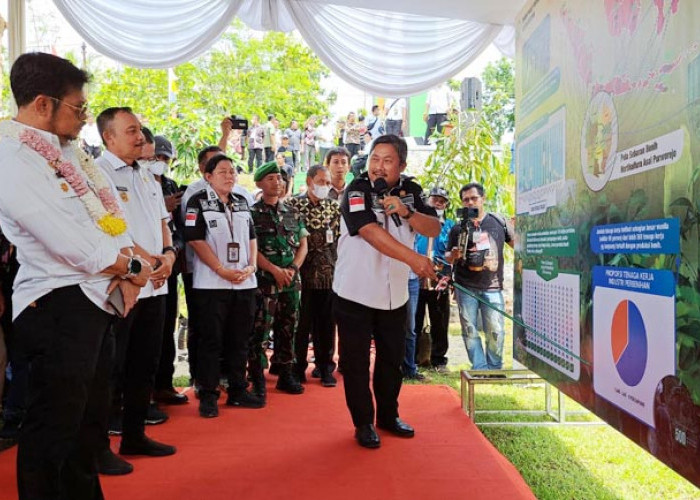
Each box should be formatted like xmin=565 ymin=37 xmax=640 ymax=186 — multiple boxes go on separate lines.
xmin=227 ymin=242 xmax=240 ymax=263
xmin=475 ymin=231 xmax=490 ymax=251
xmin=326 ymin=228 xmax=334 ymax=244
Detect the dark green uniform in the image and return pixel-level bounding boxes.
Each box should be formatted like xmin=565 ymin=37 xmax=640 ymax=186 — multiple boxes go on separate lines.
xmin=248 ymin=199 xmax=308 ymax=390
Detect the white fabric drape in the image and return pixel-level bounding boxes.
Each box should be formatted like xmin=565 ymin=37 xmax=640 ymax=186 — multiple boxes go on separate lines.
xmin=51 ymin=0 xmax=513 ymax=94
xmin=52 ymin=0 xmax=244 ymax=68
xmin=283 ymin=1 xmax=503 ymax=96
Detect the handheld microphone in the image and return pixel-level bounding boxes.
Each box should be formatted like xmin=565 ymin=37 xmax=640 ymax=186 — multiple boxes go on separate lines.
xmin=372 ymin=177 xmax=402 ymax=227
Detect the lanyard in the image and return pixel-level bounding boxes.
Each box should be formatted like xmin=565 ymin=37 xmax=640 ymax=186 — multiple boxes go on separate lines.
xmin=224 ymin=201 xmax=236 ymax=242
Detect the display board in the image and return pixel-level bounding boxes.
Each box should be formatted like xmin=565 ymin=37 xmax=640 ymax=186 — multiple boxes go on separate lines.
xmin=513 ymin=0 xmax=700 ymax=485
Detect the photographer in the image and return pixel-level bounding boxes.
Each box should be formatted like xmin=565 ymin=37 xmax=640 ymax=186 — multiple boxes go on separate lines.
xmin=445 ymin=182 xmax=513 ymax=372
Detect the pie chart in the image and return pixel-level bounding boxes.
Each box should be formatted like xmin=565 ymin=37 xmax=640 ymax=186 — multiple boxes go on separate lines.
xmin=611 ymin=300 xmax=648 ymax=386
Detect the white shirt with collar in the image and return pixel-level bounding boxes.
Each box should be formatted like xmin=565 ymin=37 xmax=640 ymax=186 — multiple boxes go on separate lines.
xmin=426 ymin=85 xmax=453 ymax=114
xmin=96 ymin=150 xmax=169 ymax=298
xmin=0 ymin=121 xmax=133 ymax=319
xmin=181 ymin=177 xmax=254 ymax=273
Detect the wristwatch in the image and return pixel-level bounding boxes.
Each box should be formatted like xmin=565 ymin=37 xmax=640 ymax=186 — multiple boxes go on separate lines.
xmin=123 ymin=256 xmax=142 ymax=279
xmin=162 ymin=246 xmax=178 ymax=258
xmin=401 ymin=205 xmax=416 ymax=220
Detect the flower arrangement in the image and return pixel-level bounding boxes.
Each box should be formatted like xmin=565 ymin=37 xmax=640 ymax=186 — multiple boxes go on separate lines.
xmin=2 ymin=123 xmax=127 ymax=236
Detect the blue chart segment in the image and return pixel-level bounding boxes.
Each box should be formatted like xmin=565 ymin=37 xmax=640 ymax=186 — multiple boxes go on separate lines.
xmin=611 ymin=300 xmax=648 ymax=386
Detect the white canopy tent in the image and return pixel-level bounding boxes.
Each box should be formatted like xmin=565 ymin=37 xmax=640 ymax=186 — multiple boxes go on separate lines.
xmin=7 ymin=0 xmax=526 ymax=95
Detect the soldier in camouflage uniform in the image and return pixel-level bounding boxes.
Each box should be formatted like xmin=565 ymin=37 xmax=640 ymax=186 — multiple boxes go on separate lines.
xmin=248 ymin=162 xmax=308 ymax=397
xmin=287 ymin=165 xmax=341 ymax=387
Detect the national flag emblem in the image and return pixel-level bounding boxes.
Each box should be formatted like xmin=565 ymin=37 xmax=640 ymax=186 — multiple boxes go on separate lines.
xmin=348 ymin=191 xmax=365 ymax=213
xmin=185 ymin=208 xmax=198 ymax=226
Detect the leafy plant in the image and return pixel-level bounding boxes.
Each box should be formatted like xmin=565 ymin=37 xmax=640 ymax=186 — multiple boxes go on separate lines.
xmin=417 ymin=113 xmax=514 ymax=220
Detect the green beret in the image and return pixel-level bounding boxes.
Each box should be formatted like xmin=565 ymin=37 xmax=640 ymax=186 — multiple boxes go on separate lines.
xmin=254 ymin=161 xmax=281 ymax=182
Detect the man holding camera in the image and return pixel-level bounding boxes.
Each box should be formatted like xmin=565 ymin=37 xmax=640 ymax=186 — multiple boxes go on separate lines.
xmin=445 ymin=182 xmax=513 ymax=372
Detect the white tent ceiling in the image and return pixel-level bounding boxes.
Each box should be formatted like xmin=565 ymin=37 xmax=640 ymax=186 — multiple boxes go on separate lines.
xmin=13 ymin=0 xmax=527 ymax=95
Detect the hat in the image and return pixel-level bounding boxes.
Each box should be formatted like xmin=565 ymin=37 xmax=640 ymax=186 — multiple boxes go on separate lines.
xmin=154 ymin=135 xmax=175 ymax=159
xmin=254 ymin=161 xmax=281 ymax=182
xmin=429 ymin=186 xmax=449 ymax=200
xmin=281 ymin=133 xmax=290 ymax=140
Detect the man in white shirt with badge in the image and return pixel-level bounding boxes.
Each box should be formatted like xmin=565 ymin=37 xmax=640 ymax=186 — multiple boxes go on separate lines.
xmin=0 ymin=52 xmax=150 ymax=500
xmin=95 ymin=107 xmax=177 ymax=470
xmin=333 ymin=134 xmax=439 ymax=449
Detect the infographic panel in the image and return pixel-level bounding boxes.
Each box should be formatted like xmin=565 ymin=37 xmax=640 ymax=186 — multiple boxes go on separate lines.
xmin=513 ymin=0 xmax=700 ymax=485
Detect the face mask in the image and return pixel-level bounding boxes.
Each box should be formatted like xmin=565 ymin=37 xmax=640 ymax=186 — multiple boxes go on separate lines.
xmin=436 ymin=209 xmax=445 ymax=217
xmin=312 ymin=184 xmax=330 ymax=199
xmin=147 ymin=160 xmax=168 ymax=176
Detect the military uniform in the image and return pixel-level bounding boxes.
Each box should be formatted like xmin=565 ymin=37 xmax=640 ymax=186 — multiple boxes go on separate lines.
xmin=249 ymin=198 xmax=308 ymax=394
xmin=287 ymin=194 xmax=341 ymax=383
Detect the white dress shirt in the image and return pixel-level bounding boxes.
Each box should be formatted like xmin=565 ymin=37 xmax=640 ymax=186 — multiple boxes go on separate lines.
xmin=0 ymin=121 xmax=132 ymax=319
xmin=96 ymin=150 xmax=169 ymax=298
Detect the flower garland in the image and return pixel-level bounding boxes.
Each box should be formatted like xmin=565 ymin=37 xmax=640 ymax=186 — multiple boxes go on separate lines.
xmin=1 ymin=122 xmax=127 ymax=236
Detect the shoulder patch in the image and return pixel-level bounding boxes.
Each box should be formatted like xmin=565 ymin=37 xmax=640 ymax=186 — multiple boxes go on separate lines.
xmin=185 ymin=208 xmax=199 ymax=227
xmin=348 ymin=191 xmax=366 ymax=213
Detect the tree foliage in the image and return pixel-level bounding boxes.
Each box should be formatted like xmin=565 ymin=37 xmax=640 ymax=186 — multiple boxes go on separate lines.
xmin=418 ymin=114 xmax=514 ymax=220
xmin=481 ymin=57 xmax=515 ymax=144
xmin=89 ymin=21 xmax=331 ymax=181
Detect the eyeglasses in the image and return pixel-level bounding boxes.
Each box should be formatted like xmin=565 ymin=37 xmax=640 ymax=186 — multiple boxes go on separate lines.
xmin=49 ymin=97 xmax=89 ymax=117
xmin=462 ymin=196 xmax=482 ymax=203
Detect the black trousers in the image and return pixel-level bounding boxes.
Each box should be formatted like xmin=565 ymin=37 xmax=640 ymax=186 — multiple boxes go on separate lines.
xmin=294 ymin=288 xmax=335 ymax=373
xmin=334 ymin=295 xmax=406 ymax=427
xmin=15 ymin=285 xmax=113 ymax=500
xmin=108 ymin=295 xmax=165 ymax=440
xmin=247 ymin=148 xmax=263 ymax=172
xmin=155 ymin=273 xmax=179 ymax=391
xmin=194 ymin=288 xmax=256 ymax=395
xmin=414 ymin=288 xmax=451 ymax=366
xmin=424 ymin=113 xmax=447 ymax=141
xmin=264 ymin=147 xmax=274 ymax=163
xmin=182 ymin=272 xmax=199 ymax=381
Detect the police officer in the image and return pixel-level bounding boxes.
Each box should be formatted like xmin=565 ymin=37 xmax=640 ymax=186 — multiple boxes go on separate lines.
xmin=333 ymin=134 xmax=439 ymax=449
xmin=249 ymin=162 xmax=308 ymax=398
xmin=184 ymin=154 xmax=262 ymax=417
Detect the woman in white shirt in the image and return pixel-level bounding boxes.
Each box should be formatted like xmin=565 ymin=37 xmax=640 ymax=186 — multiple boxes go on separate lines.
xmin=184 ymin=154 xmax=263 ymax=417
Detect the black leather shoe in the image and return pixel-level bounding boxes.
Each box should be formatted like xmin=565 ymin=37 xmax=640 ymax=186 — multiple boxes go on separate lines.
xmin=199 ymin=394 xmax=219 ymax=418
xmin=144 ymin=402 xmax=169 ymax=425
xmin=119 ymin=436 xmax=176 ymax=456
xmin=377 ymin=418 xmax=415 ymax=438
xmin=354 ymin=424 xmax=380 ymax=448
xmin=276 ymin=370 xmax=304 ymax=394
xmin=311 ymin=366 xmax=321 ymax=378
xmin=153 ymin=388 xmax=189 ymax=405
xmin=321 ymin=369 xmax=337 ymax=387
xmin=226 ymin=390 xmax=265 ymax=409
xmin=97 ymin=448 xmax=133 ymax=475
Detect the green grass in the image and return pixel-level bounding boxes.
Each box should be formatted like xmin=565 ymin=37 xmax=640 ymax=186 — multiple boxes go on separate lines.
xmin=409 ymin=325 xmax=700 ymax=500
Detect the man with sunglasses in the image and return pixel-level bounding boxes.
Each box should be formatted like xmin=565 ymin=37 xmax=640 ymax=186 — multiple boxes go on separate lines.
xmin=445 ymin=182 xmax=513 ymax=373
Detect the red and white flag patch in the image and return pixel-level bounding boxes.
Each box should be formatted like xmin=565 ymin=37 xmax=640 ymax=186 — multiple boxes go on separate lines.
xmin=348 ymin=191 xmax=365 ymax=213
xmin=185 ymin=208 xmax=199 ymax=226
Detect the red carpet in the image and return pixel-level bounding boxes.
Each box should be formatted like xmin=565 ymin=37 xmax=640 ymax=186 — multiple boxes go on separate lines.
xmin=0 ymin=379 xmax=534 ymax=500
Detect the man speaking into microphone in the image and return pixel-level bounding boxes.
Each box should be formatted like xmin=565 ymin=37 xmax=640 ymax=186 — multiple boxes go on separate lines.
xmin=333 ymin=134 xmax=440 ymax=449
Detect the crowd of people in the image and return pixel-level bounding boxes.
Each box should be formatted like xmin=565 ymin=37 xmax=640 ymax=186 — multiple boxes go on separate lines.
xmin=0 ymin=53 xmax=512 ymax=500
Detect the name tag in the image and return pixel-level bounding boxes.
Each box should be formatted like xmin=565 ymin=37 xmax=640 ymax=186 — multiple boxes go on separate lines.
xmin=227 ymin=242 xmax=240 ymax=263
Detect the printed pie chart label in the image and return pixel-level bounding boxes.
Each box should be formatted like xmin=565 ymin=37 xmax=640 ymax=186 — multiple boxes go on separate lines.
xmin=611 ymin=300 xmax=648 ymax=387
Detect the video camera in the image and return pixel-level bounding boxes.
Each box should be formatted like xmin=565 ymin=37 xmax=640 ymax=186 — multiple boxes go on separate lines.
xmin=229 ymin=115 xmax=249 ymax=130
xmin=456 ymin=207 xmax=479 ymax=260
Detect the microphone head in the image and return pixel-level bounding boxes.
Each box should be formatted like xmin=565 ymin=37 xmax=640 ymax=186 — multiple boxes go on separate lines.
xmin=372 ymin=177 xmax=389 ymax=194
